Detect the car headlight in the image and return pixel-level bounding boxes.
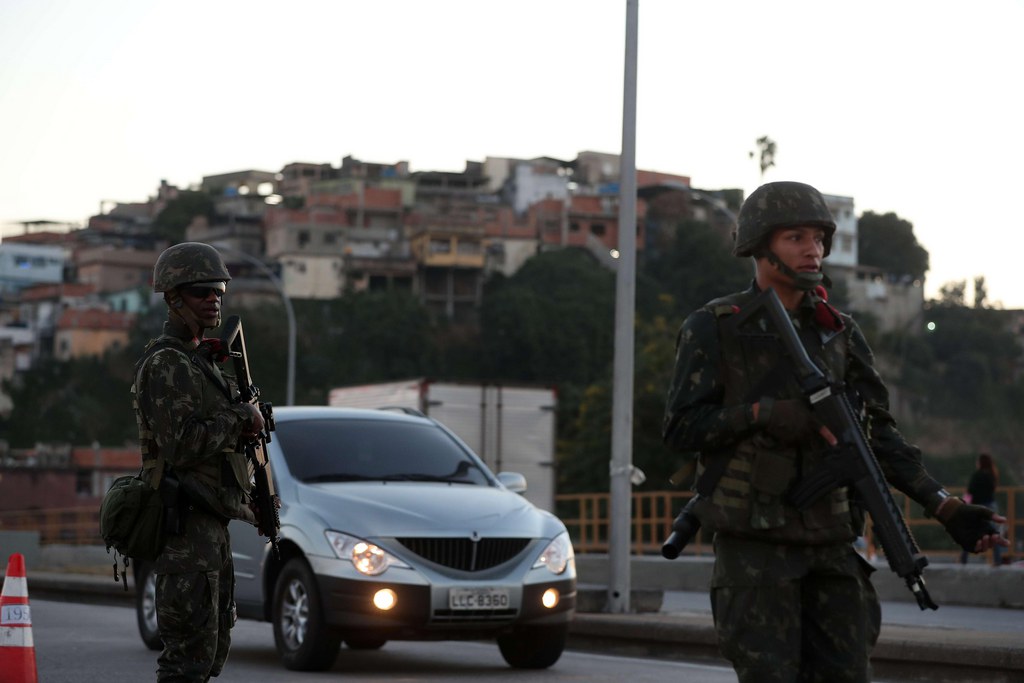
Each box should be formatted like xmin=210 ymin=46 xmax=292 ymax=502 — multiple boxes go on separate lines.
xmin=532 ymin=531 xmax=575 ymax=575
xmin=324 ymin=531 xmax=409 ymax=576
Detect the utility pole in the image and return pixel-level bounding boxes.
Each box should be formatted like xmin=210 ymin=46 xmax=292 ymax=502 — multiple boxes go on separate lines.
xmin=607 ymin=0 xmax=638 ymax=614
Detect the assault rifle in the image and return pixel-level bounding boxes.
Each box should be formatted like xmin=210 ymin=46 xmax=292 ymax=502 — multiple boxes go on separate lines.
xmin=221 ymin=315 xmax=281 ymax=558
xmin=734 ymin=288 xmax=937 ymax=610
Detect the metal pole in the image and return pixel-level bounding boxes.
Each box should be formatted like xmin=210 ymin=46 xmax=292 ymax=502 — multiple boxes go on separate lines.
xmin=608 ymin=0 xmax=638 ymax=614
xmin=213 ymin=243 xmax=296 ymax=406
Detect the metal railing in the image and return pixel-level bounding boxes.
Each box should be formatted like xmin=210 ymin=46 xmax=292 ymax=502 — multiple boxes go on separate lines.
xmin=2 ymin=486 xmax=1021 ymax=566
xmin=555 ymin=486 xmax=1023 ymax=564
xmin=0 ymin=507 xmax=102 ymax=545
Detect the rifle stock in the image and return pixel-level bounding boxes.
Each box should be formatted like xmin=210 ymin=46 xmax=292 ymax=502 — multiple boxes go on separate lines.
xmin=733 ymin=289 xmax=937 ymax=610
xmin=221 ymin=315 xmax=281 ymax=558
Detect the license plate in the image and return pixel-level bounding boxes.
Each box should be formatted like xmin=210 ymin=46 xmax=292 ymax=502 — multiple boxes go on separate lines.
xmin=449 ymin=587 xmax=510 ymax=610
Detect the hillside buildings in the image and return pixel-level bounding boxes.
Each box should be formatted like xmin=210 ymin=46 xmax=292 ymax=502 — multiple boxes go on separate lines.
xmin=0 ymin=149 xmax=932 ymax=404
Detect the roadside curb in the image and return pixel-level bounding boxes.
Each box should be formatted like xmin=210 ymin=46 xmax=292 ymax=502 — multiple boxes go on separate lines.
xmin=568 ymin=611 xmax=1024 ymax=683
xmin=17 ymin=570 xmax=1024 ymax=683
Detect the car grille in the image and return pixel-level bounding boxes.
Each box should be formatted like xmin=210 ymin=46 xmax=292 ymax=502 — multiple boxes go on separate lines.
xmin=396 ymin=537 xmax=531 ymax=571
xmin=432 ymin=608 xmax=518 ymax=622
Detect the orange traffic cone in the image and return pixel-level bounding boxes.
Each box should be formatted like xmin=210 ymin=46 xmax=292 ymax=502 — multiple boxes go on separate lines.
xmin=0 ymin=553 xmax=38 ymax=683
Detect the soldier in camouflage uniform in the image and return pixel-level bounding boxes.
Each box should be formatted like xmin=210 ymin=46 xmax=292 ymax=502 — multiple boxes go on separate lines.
xmin=663 ymin=181 xmax=1007 ymax=683
xmin=133 ymin=242 xmax=264 ymax=682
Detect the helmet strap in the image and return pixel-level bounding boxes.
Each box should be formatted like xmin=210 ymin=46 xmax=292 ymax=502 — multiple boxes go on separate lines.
xmin=765 ymin=251 xmax=823 ymax=291
xmin=166 ymin=291 xmax=219 ymax=340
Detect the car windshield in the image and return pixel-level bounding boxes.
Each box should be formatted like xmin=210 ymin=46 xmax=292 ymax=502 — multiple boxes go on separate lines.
xmin=276 ymin=418 xmax=492 ymax=486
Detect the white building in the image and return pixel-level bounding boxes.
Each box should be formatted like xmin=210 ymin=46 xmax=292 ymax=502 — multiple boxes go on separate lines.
xmin=0 ymin=243 xmax=66 ymax=293
xmin=823 ymin=194 xmax=857 ymax=268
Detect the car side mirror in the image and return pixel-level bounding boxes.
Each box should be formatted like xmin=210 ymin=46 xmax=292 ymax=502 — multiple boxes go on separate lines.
xmin=497 ymin=472 xmax=527 ymax=494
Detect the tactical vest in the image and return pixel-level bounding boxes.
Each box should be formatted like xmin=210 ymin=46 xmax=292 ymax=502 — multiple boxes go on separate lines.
xmin=131 ymin=336 xmax=251 ymax=522
xmin=694 ymin=290 xmax=857 ymax=545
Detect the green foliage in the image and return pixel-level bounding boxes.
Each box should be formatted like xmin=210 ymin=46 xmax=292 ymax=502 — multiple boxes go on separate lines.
xmin=289 ymin=290 xmax=439 ymax=402
xmin=480 ymin=249 xmax=615 ymax=386
xmin=152 ymin=190 xmax=214 ymax=244
xmin=857 ymin=211 xmax=929 ymax=280
xmin=906 ymin=304 xmax=1021 ymax=419
xmin=639 ymin=219 xmax=751 ymax=318
xmin=1 ymin=353 xmax=136 ymax=448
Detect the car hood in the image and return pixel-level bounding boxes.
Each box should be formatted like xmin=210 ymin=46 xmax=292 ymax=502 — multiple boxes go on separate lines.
xmin=293 ymin=482 xmax=558 ymax=539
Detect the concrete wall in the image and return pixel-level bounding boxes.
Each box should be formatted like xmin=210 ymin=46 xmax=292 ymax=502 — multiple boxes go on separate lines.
xmin=575 ymin=554 xmax=1024 ymax=609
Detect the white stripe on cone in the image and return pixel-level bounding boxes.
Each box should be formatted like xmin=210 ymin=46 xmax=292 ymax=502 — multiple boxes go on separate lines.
xmin=1 ymin=576 xmax=28 ymax=599
xmin=1 ymin=551 xmax=38 ymax=676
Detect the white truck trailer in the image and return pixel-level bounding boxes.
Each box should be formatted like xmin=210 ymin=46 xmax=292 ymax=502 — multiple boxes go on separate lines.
xmin=327 ymin=379 xmax=557 ymax=512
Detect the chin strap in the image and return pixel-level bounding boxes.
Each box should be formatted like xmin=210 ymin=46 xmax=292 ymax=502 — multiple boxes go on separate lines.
xmin=166 ymin=291 xmax=220 ymax=341
xmin=765 ymin=252 xmax=823 ymax=291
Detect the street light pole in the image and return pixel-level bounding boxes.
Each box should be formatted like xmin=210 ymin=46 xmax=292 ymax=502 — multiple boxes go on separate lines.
xmin=608 ymin=0 xmax=639 ymax=614
xmin=213 ymin=243 xmax=296 ymax=406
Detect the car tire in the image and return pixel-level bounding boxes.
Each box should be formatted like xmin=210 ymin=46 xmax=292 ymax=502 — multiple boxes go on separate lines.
xmin=135 ymin=561 xmax=163 ymax=651
xmin=272 ymin=558 xmax=341 ymax=671
xmin=497 ymin=623 xmax=568 ymax=669
xmin=344 ymin=636 xmax=387 ymax=650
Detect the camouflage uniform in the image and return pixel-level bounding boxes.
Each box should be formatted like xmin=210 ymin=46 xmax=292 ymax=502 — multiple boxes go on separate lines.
xmin=134 ymin=243 xmax=255 ymax=683
xmin=663 ymin=282 xmax=944 ymax=683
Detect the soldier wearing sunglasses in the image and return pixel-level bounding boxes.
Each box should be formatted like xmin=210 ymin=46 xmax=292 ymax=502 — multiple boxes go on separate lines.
xmin=133 ymin=241 xmax=264 ymax=682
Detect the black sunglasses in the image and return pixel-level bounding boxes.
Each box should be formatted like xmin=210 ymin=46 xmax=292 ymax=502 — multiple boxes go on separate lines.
xmin=181 ymin=285 xmax=225 ymax=299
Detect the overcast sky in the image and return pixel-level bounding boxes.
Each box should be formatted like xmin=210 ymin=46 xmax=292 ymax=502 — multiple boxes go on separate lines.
xmin=2 ymin=0 xmax=1022 ymax=306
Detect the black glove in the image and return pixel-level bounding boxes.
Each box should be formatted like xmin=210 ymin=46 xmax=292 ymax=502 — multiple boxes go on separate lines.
xmin=936 ymin=497 xmax=1000 ymax=553
xmin=762 ymin=398 xmax=820 ymax=445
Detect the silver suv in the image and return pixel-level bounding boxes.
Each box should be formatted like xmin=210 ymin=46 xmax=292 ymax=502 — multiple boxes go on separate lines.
xmin=135 ymin=406 xmax=576 ymax=671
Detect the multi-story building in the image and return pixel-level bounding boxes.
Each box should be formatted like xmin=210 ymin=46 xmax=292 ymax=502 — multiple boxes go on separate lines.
xmin=53 ymin=308 xmax=135 ymax=361
xmin=823 ymin=194 xmax=857 ymax=268
xmin=405 ymin=198 xmax=494 ymax=322
xmin=264 ymin=185 xmax=413 ymax=299
xmin=0 ymin=243 xmax=66 ymax=294
xmin=185 ymin=214 xmax=264 ymax=258
xmin=277 ymin=161 xmax=336 ymax=199
xmin=501 ymin=158 xmax=571 ymax=215
xmin=16 ymin=282 xmax=98 ymax=360
xmin=73 ymin=246 xmax=161 ymax=294
xmin=201 ymin=169 xmax=278 ymax=199
xmin=0 ymin=327 xmax=35 ymax=414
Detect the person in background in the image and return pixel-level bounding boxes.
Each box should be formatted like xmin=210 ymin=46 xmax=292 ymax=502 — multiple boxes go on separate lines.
xmin=961 ymin=452 xmax=1004 ymax=566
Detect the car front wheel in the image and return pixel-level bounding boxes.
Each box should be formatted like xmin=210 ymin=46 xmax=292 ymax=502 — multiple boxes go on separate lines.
xmin=497 ymin=623 xmax=568 ymax=669
xmin=135 ymin=561 xmax=163 ymax=651
xmin=272 ymin=558 xmax=341 ymax=671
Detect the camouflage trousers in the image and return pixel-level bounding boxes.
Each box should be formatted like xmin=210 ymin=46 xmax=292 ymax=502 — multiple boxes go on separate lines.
xmin=155 ymin=514 xmax=236 ymax=682
xmin=709 ymin=536 xmax=881 ymax=683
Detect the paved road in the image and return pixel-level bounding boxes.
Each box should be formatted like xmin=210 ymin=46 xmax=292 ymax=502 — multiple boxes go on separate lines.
xmin=30 ymin=598 xmax=745 ymax=683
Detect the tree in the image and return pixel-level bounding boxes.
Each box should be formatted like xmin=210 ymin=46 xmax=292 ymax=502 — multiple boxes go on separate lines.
xmin=639 ymin=219 xmax=751 ymax=318
xmin=479 ymin=249 xmax=615 ymax=387
xmin=749 ymin=136 xmax=777 ymax=177
xmin=1 ymin=353 xmax=137 ymax=447
xmin=857 ymin=211 xmax=929 ymax=281
xmin=908 ymin=303 xmax=1021 ymax=419
xmin=284 ymin=290 xmax=439 ymax=403
xmin=973 ymin=276 xmax=988 ymax=308
xmin=937 ymin=280 xmax=967 ymax=307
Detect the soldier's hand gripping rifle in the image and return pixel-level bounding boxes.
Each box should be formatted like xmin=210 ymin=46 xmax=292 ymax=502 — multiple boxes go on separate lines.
xmin=221 ymin=315 xmax=281 ymax=558
xmin=736 ymin=288 xmax=937 ymax=610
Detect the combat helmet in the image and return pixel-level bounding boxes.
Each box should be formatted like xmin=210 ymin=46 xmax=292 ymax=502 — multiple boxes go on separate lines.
xmin=152 ymin=242 xmax=231 ymax=293
xmin=734 ymin=181 xmax=836 ymax=258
